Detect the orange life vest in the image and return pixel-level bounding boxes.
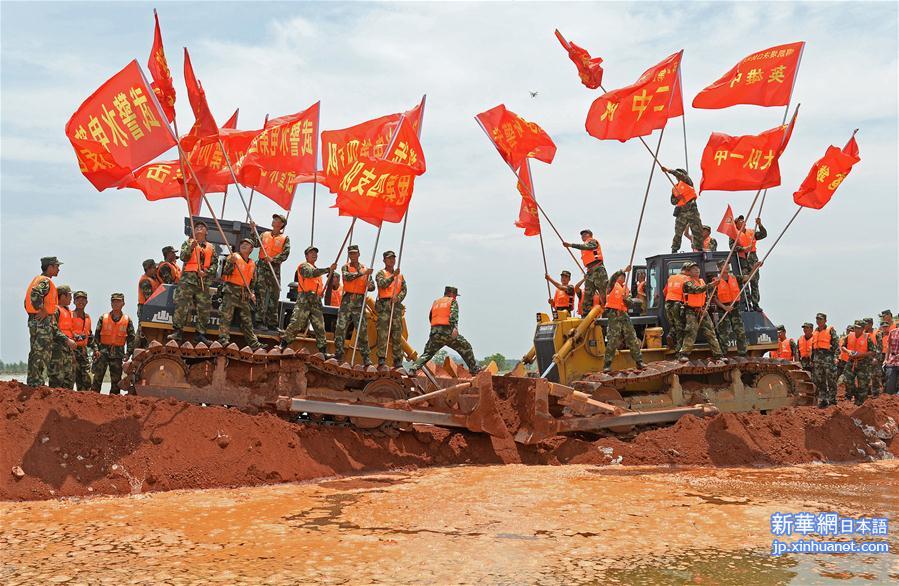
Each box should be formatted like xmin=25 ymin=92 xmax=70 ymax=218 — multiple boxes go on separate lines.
xmin=71 ymin=312 xmax=91 ymax=348
xmin=258 ymin=231 xmax=286 ymax=262
xmin=553 ymin=286 xmax=573 ymax=310
xmin=684 ymin=278 xmax=706 ymax=308
xmin=838 ymin=337 xmax=850 ymax=362
xmin=325 ymin=285 xmax=342 ymax=307
xmin=716 ymin=274 xmax=741 ymax=304
xmin=577 ymin=290 xmax=601 ymax=316
xmin=771 ymin=338 xmax=794 ymax=360
xmin=867 ymin=331 xmax=879 ymax=350
xmin=223 ymin=255 xmax=255 ymax=287
xmin=580 ymin=238 xmax=603 ymax=266
xmin=138 ymin=274 xmax=160 ymax=304
xmin=99 ymin=313 xmax=129 ymax=347
xmin=846 ymin=332 xmax=869 ymax=355
xmin=605 ymin=282 xmax=628 ymax=312
xmin=430 ymin=296 xmax=453 ymax=326
xmin=672 ymin=181 xmax=697 ymax=207
xmin=57 ymin=306 xmax=74 ymax=339
xmin=158 ymin=261 xmax=181 ymax=283
xmin=378 ymin=270 xmax=404 ymax=300
xmin=182 ymin=242 xmax=215 ymax=273
xmin=812 ymin=326 xmax=834 ymax=350
xmin=664 ymin=274 xmax=689 ymax=303
xmin=736 ymin=228 xmax=757 ymax=258
xmin=343 ymin=264 xmax=369 ymax=295
xmin=636 ymin=281 xmax=646 ymax=297
xmin=297 ymin=264 xmax=324 ymax=296
xmin=24 ymin=275 xmax=57 ymax=315
xmin=798 ymin=335 xmax=813 ymax=359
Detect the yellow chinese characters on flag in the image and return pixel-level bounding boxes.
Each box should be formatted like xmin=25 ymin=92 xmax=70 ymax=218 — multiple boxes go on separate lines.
xmin=793 ymin=135 xmax=860 ymax=210
xmin=475 ymin=104 xmax=556 ymax=169
xmin=693 ymin=42 xmax=804 ymax=109
xmin=65 ymin=60 xmax=176 ymax=191
xmin=514 ymin=162 xmax=541 ymax=237
xmin=119 ymin=160 xmax=201 ymax=214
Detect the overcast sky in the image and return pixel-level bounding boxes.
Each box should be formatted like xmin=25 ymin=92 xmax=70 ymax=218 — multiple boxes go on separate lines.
xmin=1 ymin=1 xmax=897 ymax=363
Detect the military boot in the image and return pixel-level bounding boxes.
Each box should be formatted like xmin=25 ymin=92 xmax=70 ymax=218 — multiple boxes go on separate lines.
xmin=195 ymin=332 xmax=211 ymax=345
xmin=166 ymin=329 xmax=182 ymax=342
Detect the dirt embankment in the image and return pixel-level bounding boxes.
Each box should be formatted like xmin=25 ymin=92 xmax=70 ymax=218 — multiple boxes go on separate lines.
xmin=2 ymin=380 xmax=897 ymax=501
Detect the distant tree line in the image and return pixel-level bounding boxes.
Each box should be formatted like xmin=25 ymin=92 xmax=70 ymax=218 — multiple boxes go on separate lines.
xmin=0 ymin=361 xmax=27 ymax=374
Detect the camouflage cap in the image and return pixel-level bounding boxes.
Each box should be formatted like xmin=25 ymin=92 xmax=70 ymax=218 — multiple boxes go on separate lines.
xmin=863 ymin=317 xmax=874 ymax=325
xmin=272 ymin=213 xmax=287 ymax=225
xmin=304 ymin=245 xmax=319 ymax=255
xmin=111 ymin=293 xmax=125 ymax=301
xmin=347 ymin=244 xmax=360 ymax=253
xmin=702 ymin=225 xmax=711 ymax=231
xmin=41 ymin=256 xmax=63 ymax=265
xmin=682 ymin=261 xmax=698 ymax=270
xmin=560 ymin=270 xmax=572 ymax=277
xmin=880 ymin=309 xmax=893 ymax=317
xmin=776 ymin=324 xmax=786 ymax=332
xmin=444 ymin=286 xmax=459 ymax=296
xmin=579 ymin=229 xmax=593 ymax=236
xmin=238 ymin=238 xmax=254 ymax=248
xmin=802 ymin=322 xmax=814 ymax=328
xmin=142 ymin=258 xmax=157 ymax=270
xmin=73 ymin=290 xmax=88 ymax=299
xmin=383 ymin=250 xmax=396 ymax=259
xmin=816 ymin=312 xmax=827 ymax=320
xmin=853 ymin=320 xmax=865 ymax=328
xmin=57 ymin=284 xmax=72 ymax=295
xmin=161 ymin=246 xmax=176 ymax=256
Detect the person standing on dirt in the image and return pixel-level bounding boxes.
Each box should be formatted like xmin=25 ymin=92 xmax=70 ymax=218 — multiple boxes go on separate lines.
xmin=218 ymin=238 xmax=262 ymax=350
xmin=250 ymin=214 xmax=291 ymax=332
xmin=662 ymin=166 xmax=704 ymax=253
xmin=840 ymin=320 xmax=876 ymax=405
xmin=713 ymin=260 xmax=750 ymax=357
xmin=729 ymin=215 xmax=767 ymax=312
xmin=71 ymin=290 xmax=93 ymax=391
xmin=24 ymin=256 xmax=76 ymax=386
xmin=409 ymin=286 xmax=479 ymax=375
xmin=333 ymin=244 xmax=375 ymax=365
xmin=563 ymin=229 xmax=607 ymax=313
xmin=91 ymin=293 xmax=135 ymax=395
xmin=678 ymin=262 xmax=724 ymax=362
xmin=602 ymin=268 xmax=645 ymax=372
xmin=48 ymin=285 xmax=77 ymax=388
xmin=281 ymin=246 xmax=336 ymax=354
xmin=864 ymin=317 xmax=884 ymax=395
xmin=797 ymin=323 xmax=814 ymax=371
xmin=168 ymin=221 xmax=218 ymax=344
xmin=811 ymin=312 xmax=839 ymax=408
xmin=157 ymin=246 xmax=181 ymax=285
xmin=770 ymin=325 xmax=798 ymax=361
xmin=375 ymin=250 xmax=407 ymax=368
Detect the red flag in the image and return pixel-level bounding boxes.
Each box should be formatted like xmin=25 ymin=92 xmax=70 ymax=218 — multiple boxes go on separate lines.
xmin=717 ymin=204 xmax=738 ymax=239
xmin=554 ymin=30 xmax=604 ymax=90
xmin=148 ymin=11 xmax=176 ymax=123
xmin=188 ymin=127 xmax=260 ymax=192
xmin=475 ymin=104 xmax=556 ymax=169
xmin=65 ymin=60 xmax=177 ymax=191
xmin=693 ymin=42 xmax=804 ymax=110
xmin=699 ymin=109 xmax=798 ymax=192
xmin=120 ymin=160 xmax=201 ymax=214
xmin=793 ymin=134 xmax=860 ymax=209
xmin=222 ymin=108 xmax=239 ymax=130
xmin=183 ymin=48 xmax=217 ymax=137
xmin=514 ymin=162 xmax=541 ymax=236
xmin=585 ymin=51 xmax=683 ymax=142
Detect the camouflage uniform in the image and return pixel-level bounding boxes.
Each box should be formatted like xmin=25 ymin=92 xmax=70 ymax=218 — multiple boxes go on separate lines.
xmin=333 ymin=262 xmax=374 ymax=363
xmin=283 ymin=261 xmax=331 ymax=353
xmin=665 ymin=300 xmax=685 ymax=350
xmin=569 ymin=239 xmax=607 ymax=313
xmin=172 ymin=239 xmax=218 ymax=336
xmin=157 ymin=262 xmax=179 ymax=284
xmin=218 ymin=255 xmax=261 ymax=349
xmin=872 ymin=329 xmax=885 ymax=395
xmin=252 ymin=231 xmax=290 ymax=330
xmin=48 ymin=305 xmax=75 ymax=389
xmin=798 ymin=335 xmax=814 ymax=371
xmin=73 ymin=344 xmax=93 ymax=390
xmin=26 ymin=276 xmax=70 ymax=387
xmin=603 ymin=272 xmax=644 ymax=369
xmin=729 ymin=223 xmax=767 ymax=309
xmin=811 ymin=324 xmax=839 ymax=406
xmin=714 ymin=274 xmax=749 ymax=356
xmin=136 ymin=271 xmax=156 ymax=348
xmin=411 ymin=297 xmax=478 ymax=372
xmin=678 ymin=279 xmax=723 ymax=358
xmin=375 ymin=267 xmax=407 ymax=366
xmin=672 ymin=200 xmax=704 ymax=253
xmin=840 ymin=330 xmax=877 ymax=405
xmin=91 ymin=311 xmax=135 ymax=395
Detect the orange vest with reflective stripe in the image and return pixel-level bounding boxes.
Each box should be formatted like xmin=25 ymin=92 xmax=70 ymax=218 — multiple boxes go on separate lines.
xmin=430 ymin=297 xmax=453 ymax=326
xmin=343 ymin=264 xmax=369 ymax=295
xmin=846 ymin=332 xmax=869 ymax=355
xmin=553 ymin=287 xmax=573 ymax=310
xmin=158 ymin=261 xmax=181 ymax=283
xmin=378 ymin=271 xmax=404 ymax=299
xmin=138 ymin=275 xmax=160 ymax=304
xmin=684 ymin=278 xmax=706 ymax=308
xmin=71 ymin=312 xmax=91 ymax=348
xmin=605 ymin=282 xmax=628 ymax=312
xmin=665 ymin=274 xmax=689 ymax=302
xmin=736 ymin=228 xmax=757 ymax=258
xmin=297 ymin=264 xmax=324 ymax=296
xmin=716 ymin=275 xmax=741 ymax=304
xmin=812 ymin=326 xmax=834 ymax=350
xmin=223 ymin=256 xmax=255 ymax=287
xmin=580 ymin=238 xmax=603 ymax=266
xmin=258 ymin=231 xmax=286 ymax=262
xmin=798 ymin=335 xmax=813 ymax=359
xmin=99 ymin=313 xmax=129 ymax=347
xmin=57 ymin=306 xmax=74 ymax=339
xmin=771 ymin=338 xmax=794 ymax=360
xmin=672 ymin=181 xmax=697 ymax=207
xmin=183 ymin=242 xmax=215 ymax=273
xmin=24 ymin=275 xmax=57 ymax=315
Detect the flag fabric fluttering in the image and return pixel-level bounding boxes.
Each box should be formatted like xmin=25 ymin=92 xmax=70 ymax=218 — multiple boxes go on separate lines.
xmin=475 ymin=104 xmax=556 ymax=169
xmin=692 ymin=42 xmax=805 ymax=110
xmin=148 ymin=10 xmax=176 ymax=123
xmin=699 ymin=108 xmax=798 ymax=192
xmin=793 ymin=134 xmax=860 ymax=209
xmin=554 ymin=29 xmax=604 ymax=89
xmin=65 ymin=60 xmax=177 ymax=191
xmin=189 ymin=128 xmax=260 ymax=193
xmin=585 ymin=50 xmax=683 ymax=142
xmin=716 ymin=204 xmax=738 ymax=239
xmin=514 ymin=162 xmax=541 ymax=236
xmin=183 ymin=48 xmax=218 ymax=138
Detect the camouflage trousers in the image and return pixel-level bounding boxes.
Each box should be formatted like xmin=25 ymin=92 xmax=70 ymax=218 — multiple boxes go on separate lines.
xmin=603 ymin=309 xmax=643 ymax=367
xmin=283 ymin=294 xmax=327 ymax=353
xmin=48 ymin=339 xmax=75 ymax=389
xmin=27 ymin=315 xmax=56 ymax=386
xmin=218 ymin=283 xmax=260 ymax=349
xmin=412 ymin=326 xmax=477 ymax=371
xmin=92 ymin=345 xmax=127 ymax=394
xmin=799 ymin=358 xmax=813 ymax=373
xmin=254 ymin=262 xmax=282 ymax=330
xmin=334 ymin=294 xmax=370 ymax=362
xmin=136 ymin=304 xmax=146 ymax=348
xmin=672 ymin=201 xmax=704 ymax=253
xmin=665 ymin=301 xmax=685 ymax=350
xmin=871 ymin=359 xmax=884 ymax=395
xmin=73 ymin=347 xmax=92 ymax=391
xmin=716 ymin=309 xmax=747 ymax=355
xmin=840 ymin=360 xmax=872 ymax=405
xmin=582 ymin=263 xmax=608 ymax=314
xmin=375 ymin=299 xmax=404 ymax=366
xmin=738 ymin=253 xmax=761 ymax=308
xmin=172 ymin=272 xmax=211 ymax=334
xmin=812 ymin=352 xmax=838 ymax=406
xmin=679 ymin=308 xmax=723 ymax=357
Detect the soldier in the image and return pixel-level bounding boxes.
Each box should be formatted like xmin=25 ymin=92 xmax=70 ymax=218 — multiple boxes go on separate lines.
xmin=251 ymin=214 xmax=290 ymax=331
xmin=137 ymin=259 xmax=160 ymax=347
xmin=678 ymin=262 xmax=724 ymax=362
xmin=840 ymin=320 xmax=876 ymax=405
xmin=563 ymin=229 xmax=607 ymax=312
xmin=770 ymin=325 xmax=798 ymax=361
xmin=48 ymin=285 xmax=76 ymax=389
xmin=880 ymin=309 xmax=895 ymax=331
xmin=333 ymin=244 xmax=375 ymax=365
xmin=71 ymin=290 xmax=93 ymax=391
xmin=218 ymin=238 xmax=262 ymax=349
xmin=836 ymin=325 xmax=852 ymax=381
xmin=24 ymin=256 xmax=75 ymax=386
xmin=690 ymin=225 xmax=718 ymax=252
xmin=797 ymin=322 xmax=815 ymax=371
xmin=663 ymin=264 xmax=691 ymax=351
xmin=409 ymin=286 xmax=479 ymax=375
xmin=602 ymin=268 xmax=645 ymax=372
xmin=157 ymin=246 xmax=181 ymax=285
xmin=323 ymin=272 xmax=342 ymax=307
xmin=729 ymin=215 xmax=767 ymax=312
xmin=662 ymin=166 xmax=704 ymax=253
xmin=545 ymin=270 xmax=575 ymax=314
xmin=884 ymin=317 xmax=899 ymax=395
xmin=713 ymin=260 xmax=750 ymax=356
xmin=91 ymin=293 xmax=135 ymax=395
xmin=811 ymin=312 xmax=839 ymax=407
xmin=375 ymin=250 xmax=407 ymax=368
xmin=875 ymin=319 xmax=891 ymax=395
xmin=168 ymin=221 xmax=218 ymax=343
xmin=635 ymin=270 xmax=648 ymax=312
xmin=281 ymin=246 xmax=336 ymax=354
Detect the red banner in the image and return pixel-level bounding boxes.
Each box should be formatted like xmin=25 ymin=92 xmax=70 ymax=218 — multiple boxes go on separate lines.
xmin=148 ymin=11 xmax=176 ymax=123
xmin=65 ymin=60 xmax=177 ymax=191
xmin=120 ymin=160 xmax=201 ymax=214
xmin=585 ymin=51 xmax=683 ymax=142
xmin=183 ymin=48 xmax=217 ymax=138
xmin=475 ymin=104 xmax=556 ymax=169
xmin=188 ymin=128 xmax=260 ymax=192
xmin=793 ymin=135 xmax=860 ymax=209
xmin=514 ymin=163 xmax=541 ymax=236
xmin=699 ymin=110 xmax=798 ymax=192
xmin=693 ymin=42 xmax=804 ymax=110
xmin=554 ymin=29 xmax=604 ymax=90
xmin=717 ymin=204 xmax=738 ymax=239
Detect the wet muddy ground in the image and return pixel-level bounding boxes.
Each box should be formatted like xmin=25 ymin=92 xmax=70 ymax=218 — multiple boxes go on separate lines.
xmin=2 ymin=461 xmax=896 ymax=585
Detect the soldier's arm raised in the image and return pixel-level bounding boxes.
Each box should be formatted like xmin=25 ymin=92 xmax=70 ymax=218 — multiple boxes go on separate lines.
xmin=179 ymin=240 xmax=194 ymax=262
xmin=273 ymin=236 xmax=290 ymax=264
xmin=755 ymin=219 xmax=768 ymax=240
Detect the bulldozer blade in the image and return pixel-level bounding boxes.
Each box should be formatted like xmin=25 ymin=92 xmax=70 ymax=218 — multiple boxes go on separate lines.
xmin=459 ymin=372 xmax=512 ymax=439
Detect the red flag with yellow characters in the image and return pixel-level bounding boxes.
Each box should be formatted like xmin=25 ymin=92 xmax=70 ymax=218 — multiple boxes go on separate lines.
xmin=793 ymin=133 xmax=860 ymax=209
xmin=585 ymin=51 xmax=683 ymax=142
xmin=119 ymin=160 xmax=202 ymax=214
xmin=554 ymin=29 xmax=604 ymax=90
xmin=189 ymin=127 xmax=260 ymax=193
xmin=475 ymin=104 xmax=556 ymax=169
xmin=514 ymin=162 xmax=541 ymax=236
xmin=148 ymin=10 xmax=176 ymax=123
xmin=183 ymin=48 xmax=218 ymax=138
xmin=693 ymin=42 xmax=804 ymax=109
xmin=65 ymin=60 xmax=177 ymax=191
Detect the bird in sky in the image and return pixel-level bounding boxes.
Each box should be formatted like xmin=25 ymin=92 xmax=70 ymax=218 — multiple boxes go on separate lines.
xmin=529 ymin=91 xmax=539 ymax=98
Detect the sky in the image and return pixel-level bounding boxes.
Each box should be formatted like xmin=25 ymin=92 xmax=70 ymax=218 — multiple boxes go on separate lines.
xmin=1 ymin=1 xmax=897 ymax=363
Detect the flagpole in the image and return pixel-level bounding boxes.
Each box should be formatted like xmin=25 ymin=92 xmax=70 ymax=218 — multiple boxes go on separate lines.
xmin=245 ymin=113 xmax=269 ymax=223
xmin=526 ymin=160 xmax=554 ymax=307
xmin=677 ymin=65 xmax=690 ymax=175
xmin=349 ymin=225 xmax=381 ymax=365
xmin=311 ymin=105 xmax=321 ymax=247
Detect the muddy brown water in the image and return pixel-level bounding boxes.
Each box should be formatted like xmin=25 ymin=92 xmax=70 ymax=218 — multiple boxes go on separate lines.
xmin=2 ymin=462 xmax=897 ymax=585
